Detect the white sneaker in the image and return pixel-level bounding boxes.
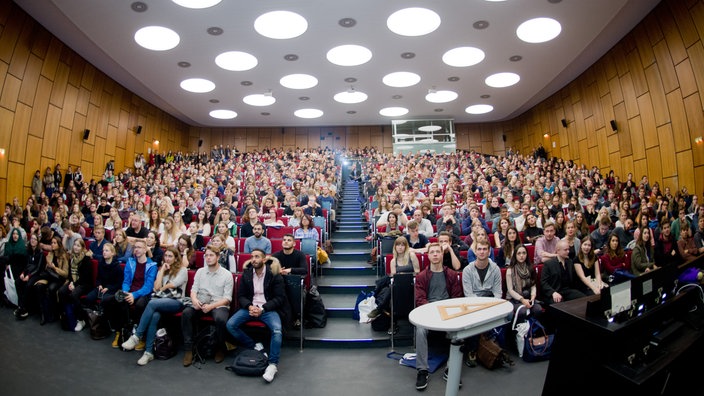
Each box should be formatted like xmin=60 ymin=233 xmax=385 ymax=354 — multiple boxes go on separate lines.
xmin=263 ymin=364 xmax=277 ymax=383
xmin=74 ymin=320 xmax=86 ymax=332
xmin=137 ymin=352 xmax=154 ymax=366
xmin=254 ymin=342 xmax=264 ymax=352
xmin=121 ymin=334 xmax=140 ymax=350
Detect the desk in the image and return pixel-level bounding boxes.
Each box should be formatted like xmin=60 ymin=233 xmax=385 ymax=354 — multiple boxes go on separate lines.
xmin=409 ymin=297 xmax=512 ymax=396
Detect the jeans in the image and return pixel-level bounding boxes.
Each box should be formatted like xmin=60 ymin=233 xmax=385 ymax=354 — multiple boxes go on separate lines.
xmin=226 ymin=308 xmax=282 ymax=365
xmin=135 ymin=297 xmax=183 ymax=353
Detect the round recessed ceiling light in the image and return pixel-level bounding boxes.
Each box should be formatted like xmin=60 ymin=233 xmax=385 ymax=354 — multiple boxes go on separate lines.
xmin=172 ymin=0 xmax=221 ymax=8
xmin=131 ymin=2 xmax=148 ymax=12
xmin=243 ymin=94 xmax=276 ymax=106
xmin=294 ymin=108 xmax=323 ymax=119
xmin=379 ymin=107 xmax=409 ymax=117
xmin=509 ymin=55 xmax=523 ymax=62
xmin=134 ymin=26 xmax=180 ymax=51
xmin=280 ymin=74 xmax=318 ymax=89
xmin=426 ymin=90 xmax=458 ymax=103
xmin=473 ymin=20 xmax=489 ymax=29
xmin=344 ymin=77 xmax=357 ymax=83
xmin=382 ymin=72 xmax=421 ymax=88
xmin=387 ymin=7 xmax=441 ymax=37
xmin=448 ymin=76 xmax=460 ymax=82
xmin=442 ymin=47 xmax=485 ymax=67
xmin=215 ymin=51 xmax=258 ymax=71
xmin=485 ymin=72 xmax=520 ymax=88
xmin=254 ymin=11 xmax=308 ymax=39
xmin=480 ymin=94 xmax=491 ymax=99
xmin=401 ymin=52 xmax=415 ymax=59
xmin=261 ymin=112 xmax=270 ymax=116
xmin=180 ymin=78 xmax=215 ymax=93
xmin=284 ymin=54 xmax=299 ymax=61
xmin=209 ymin=99 xmax=219 ymax=103
xmin=299 ymin=96 xmax=310 ymax=101
xmin=466 ymin=104 xmax=494 ymax=114
xmin=347 ymin=110 xmax=357 ymax=114
xmin=434 ymin=108 xmax=444 ymax=112
xmin=326 ymin=45 xmax=372 ymax=66
xmin=339 ymin=18 xmax=356 ymax=27
xmin=392 ymin=95 xmax=402 ymax=99
xmin=177 ymin=61 xmax=191 ymax=68
xmin=516 ymin=17 xmax=561 ymax=43
xmin=418 ymin=125 xmax=442 ymax=132
xmin=241 ymin=81 xmax=253 ymax=86
xmin=334 ymin=90 xmax=368 ymax=104
xmin=209 ymin=109 xmax=237 ymax=119
xmin=207 ymin=27 xmax=223 ymax=36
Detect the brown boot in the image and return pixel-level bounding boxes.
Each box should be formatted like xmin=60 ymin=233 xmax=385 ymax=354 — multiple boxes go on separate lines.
xmin=183 ymin=350 xmax=194 ymax=367
xmin=214 ymin=349 xmax=225 ymax=363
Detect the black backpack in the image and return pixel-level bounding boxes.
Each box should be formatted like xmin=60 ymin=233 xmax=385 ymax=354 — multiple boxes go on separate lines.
xmin=192 ymin=325 xmax=217 ymax=365
xmin=303 ymin=285 xmax=327 ymax=328
xmin=226 ymin=348 xmax=268 ymax=376
xmin=154 ymin=328 xmax=176 ymax=360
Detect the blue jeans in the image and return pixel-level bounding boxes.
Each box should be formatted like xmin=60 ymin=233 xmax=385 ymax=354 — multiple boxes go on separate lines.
xmin=135 ymin=297 xmax=183 ymax=353
xmin=226 ymin=308 xmax=282 ymax=365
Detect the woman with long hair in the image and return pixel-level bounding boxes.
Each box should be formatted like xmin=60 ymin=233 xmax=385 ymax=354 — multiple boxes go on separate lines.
xmin=146 ymin=230 xmax=164 ymax=265
xmin=368 ymin=237 xmax=419 ymax=323
xmin=553 ymin=211 xmax=566 ymax=239
xmin=113 ymin=228 xmax=134 ymax=263
xmin=505 ymin=245 xmax=542 ymax=320
xmin=209 ymin=234 xmax=236 ymax=272
xmin=600 ymin=234 xmax=631 ymax=279
xmin=294 ymin=214 xmax=319 ymax=242
xmin=13 ymin=233 xmax=44 ymax=319
xmin=574 ymin=236 xmax=605 ymax=295
xmin=497 ymin=226 xmax=521 ymax=267
xmin=82 ymin=243 xmax=123 ymax=312
xmin=121 ymin=246 xmax=187 ymax=365
xmin=196 ymin=210 xmax=211 ymax=237
xmin=176 ymin=234 xmax=196 ymax=269
xmin=159 ymin=216 xmax=181 ymax=249
xmin=215 ymin=221 xmax=236 ymax=251
xmin=493 ymin=217 xmax=511 ymax=248
xmin=146 ymin=209 xmax=162 ymax=234
xmin=288 ymin=206 xmax=304 ymax=228
xmin=573 ymin=211 xmax=589 ymax=239
xmin=57 ymin=238 xmax=94 ymax=331
xmin=561 ymin=220 xmax=581 ymax=260
xmin=186 ymin=222 xmax=205 ymax=251
xmin=631 ymin=226 xmax=657 ymax=276
xmin=104 ymin=207 xmax=123 ymax=231
xmin=34 ymin=235 xmax=68 ymax=325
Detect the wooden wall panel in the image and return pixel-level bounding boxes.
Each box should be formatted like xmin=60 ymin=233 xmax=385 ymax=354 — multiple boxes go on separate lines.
xmin=0 ymin=1 xmax=189 ymax=204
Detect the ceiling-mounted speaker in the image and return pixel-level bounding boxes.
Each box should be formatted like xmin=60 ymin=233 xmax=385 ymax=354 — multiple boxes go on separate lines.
xmin=561 ymin=119 xmax=567 ymax=128
xmin=136 ymin=125 xmax=142 ymax=134
xmin=198 ymin=139 xmax=203 ymax=147
xmin=83 ymin=129 xmax=90 ymax=140
xmin=502 ymin=134 xmax=506 ymax=142
xmin=610 ymin=120 xmax=617 ymax=131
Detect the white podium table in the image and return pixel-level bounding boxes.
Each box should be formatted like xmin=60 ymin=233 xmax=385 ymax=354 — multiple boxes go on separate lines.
xmin=409 ymin=297 xmax=512 ymax=396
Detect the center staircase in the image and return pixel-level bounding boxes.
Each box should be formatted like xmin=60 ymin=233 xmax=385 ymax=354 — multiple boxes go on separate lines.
xmin=302 ymin=180 xmax=411 ymax=348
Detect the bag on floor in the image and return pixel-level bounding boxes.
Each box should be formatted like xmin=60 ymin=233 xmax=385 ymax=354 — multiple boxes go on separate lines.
xmin=60 ymin=303 xmax=77 ymax=331
xmin=324 ymin=239 xmax=334 ymax=254
xmin=522 ymin=318 xmax=554 ymax=362
xmin=352 ymin=290 xmax=373 ymax=321
xmin=304 ymin=285 xmax=327 ymax=328
xmin=3 ymin=267 xmax=18 ymax=307
xmin=226 ymin=348 xmax=269 ymax=376
xmin=387 ymin=352 xmax=448 ymax=374
xmin=477 ymin=333 xmax=513 ymax=369
xmin=86 ymin=308 xmax=110 ymax=340
xmin=154 ymin=328 xmax=177 ymax=360
xmin=193 ymin=324 xmax=217 ymax=363
xmin=357 ymin=295 xmax=377 ymax=323
xmin=316 ymin=246 xmax=329 ymax=264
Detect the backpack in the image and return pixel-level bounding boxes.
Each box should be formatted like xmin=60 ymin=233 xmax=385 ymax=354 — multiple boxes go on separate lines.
xmin=193 ymin=325 xmax=217 ymax=365
xmin=324 ymin=239 xmax=334 ymax=254
xmin=303 ymin=285 xmax=327 ymax=328
xmin=86 ymin=308 xmax=110 ymax=340
xmin=154 ymin=328 xmax=177 ymax=360
xmin=226 ymin=348 xmax=268 ymax=376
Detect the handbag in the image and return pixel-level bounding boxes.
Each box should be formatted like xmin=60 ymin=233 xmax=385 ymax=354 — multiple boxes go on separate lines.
xmin=154 ymin=328 xmax=177 ymax=360
xmin=316 ymin=246 xmax=329 ymax=264
xmin=357 ymin=295 xmax=377 ymax=323
xmin=522 ymin=317 xmax=554 ymax=362
xmin=86 ymin=308 xmax=110 ymax=340
xmin=477 ymin=334 xmax=512 ymax=369
xmin=324 ymin=239 xmax=334 ymax=254
xmin=3 ymin=267 xmax=18 ymax=306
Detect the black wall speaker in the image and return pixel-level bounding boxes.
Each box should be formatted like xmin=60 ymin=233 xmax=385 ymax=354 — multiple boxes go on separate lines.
xmin=610 ymin=120 xmax=617 ymax=131
xmin=561 ymin=119 xmax=568 ymax=128
xmin=502 ymin=134 xmax=506 ymax=142
xmin=198 ymin=139 xmax=203 ymax=147
xmin=136 ymin=125 xmax=142 ymax=134
xmin=83 ymin=129 xmax=90 ymax=140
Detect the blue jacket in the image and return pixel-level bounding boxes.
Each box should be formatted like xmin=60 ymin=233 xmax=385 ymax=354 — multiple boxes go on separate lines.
xmin=121 ymin=257 xmax=157 ymax=299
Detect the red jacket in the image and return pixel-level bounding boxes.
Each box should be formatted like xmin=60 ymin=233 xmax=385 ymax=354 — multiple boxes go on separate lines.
xmin=415 ymin=266 xmax=463 ymax=307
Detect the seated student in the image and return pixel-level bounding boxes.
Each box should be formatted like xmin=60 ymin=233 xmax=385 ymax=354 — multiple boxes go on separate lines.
xmin=411 ymin=209 xmax=435 ymax=238
xmin=600 ymin=234 xmax=634 ymax=281
xmin=103 ymin=239 xmax=157 ymax=348
xmin=82 ymin=243 xmax=123 ymax=313
xmin=240 ymin=206 xmax=260 ymax=238
xmin=414 ymin=243 xmax=463 ymax=391
xmin=506 ymin=245 xmax=542 ymax=321
xmin=590 ymin=218 xmax=612 ymax=255
xmin=293 ymin=215 xmax=319 ymax=242
xmin=272 ymin=233 xmax=308 ymax=328
xmin=88 ymin=225 xmax=108 ymax=261
xmin=145 ymin=230 xmax=164 ymax=266
xmin=227 ymin=249 xmax=287 ymax=383
xmin=460 ymin=205 xmax=490 ymax=236
xmin=34 ymin=235 xmax=68 ymax=325
xmin=122 ymin=247 xmax=187 ymax=366
xmin=496 ymin=226 xmax=521 ymax=267
xmin=368 ymin=237 xmax=419 ymax=322
xmin=303 ymin=195 xmax=323 ymax=218
xmin=540 ymin=240 xmax=586 ymax=305
xmin=125 ymin=213 xmax=148 ymax=244
xmin=181 ymin=245 xmax=233 ymax=367
xmin=13 ymin=233 xmax=44 ymax=320
xmin=438 ymin=231 xmax=466 ymax=271
xmin=57 ymin=239 xmax=94 ymax=332
xmin=186 ymin=222 xmax=206 ymax=251
xmin=209 ymin=234 xmax=236 ymax=272
xmin=462 ymin=239 xmax=503 ymax=367
xmin=631 ymin=226 xmax=657 ymax=276
xmin=244 ymin=222 xmax=272 ymax=254
xmin=523 ymin=214 xmax=543 ymax=244
xmin=112 ymin=228 xmax=134 ymax=263
xmin=465 ymin=228 xmax=495 ymax=264
xmin=533 ymin=222 xmax=559 ymax=265
xmin=677 ymin=223 xmax=704 ymax=262
xmin=655 ymin=219 xmax=682 ymax=267
xmin=561 ymin=220 xmax=581 ymax=260
xmin=573 ymin=236 xmax=606 ymax=295
xmin=405 ymin=220 xmax=429 ymax=253
xmin=435 ymin=203 xmax=461 ymax=237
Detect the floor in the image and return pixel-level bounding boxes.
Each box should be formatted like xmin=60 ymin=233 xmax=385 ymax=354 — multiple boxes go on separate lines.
xmin=0 ymin=308 xmax=549 ymax=396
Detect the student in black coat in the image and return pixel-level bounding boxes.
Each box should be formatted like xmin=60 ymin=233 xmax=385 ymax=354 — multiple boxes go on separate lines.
xmin=540 ymin=240 xmax=586 ymax=305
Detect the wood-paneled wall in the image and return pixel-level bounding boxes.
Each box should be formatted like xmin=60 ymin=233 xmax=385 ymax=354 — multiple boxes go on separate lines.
xmin=0 ymin=1 xmax=189 ymax=205
xmin=501 ymin=0 xmax=704 ymax=196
